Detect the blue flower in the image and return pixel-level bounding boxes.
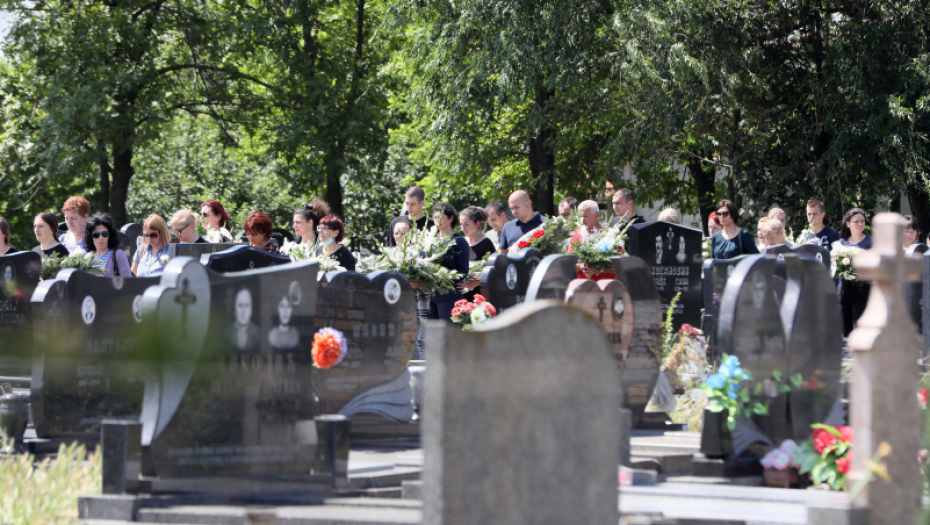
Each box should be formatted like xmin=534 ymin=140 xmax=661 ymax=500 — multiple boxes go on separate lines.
xmin=731 ymin=382 xmax=741 ymax=392
xmin=706 ymin=374 xmax=726 ymax=390
xmin=723 ymin=355 xmax=740 ymax=369
xmin=597 ymin=239 xmax=614 ymax=252
xmin=727 ymin=390 xmax=738 ymax=399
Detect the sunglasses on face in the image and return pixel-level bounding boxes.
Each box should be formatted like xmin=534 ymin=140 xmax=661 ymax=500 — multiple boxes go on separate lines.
xmin=144 ymin=232 xmax=159 ymax=239
xmin=92 ymin=231 xmax=110 ymax=239
xmin=717 ymin=211 xmax=730 ymax=217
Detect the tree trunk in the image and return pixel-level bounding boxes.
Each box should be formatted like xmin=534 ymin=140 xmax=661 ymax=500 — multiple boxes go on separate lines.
xmin=98 ymin=140 xmax=111 ymax=213
xmin=529 ymin=85 xmax=556 ymax=216
xmin=688 ymin=156 xmax=717 ymax=234
xmin=906 ymin=182 xmax=930 ymax=242
xmin=109 ymin=144 xmax=134 ymax=227
xmin=324 ymin=143 xmax=345 ymax=218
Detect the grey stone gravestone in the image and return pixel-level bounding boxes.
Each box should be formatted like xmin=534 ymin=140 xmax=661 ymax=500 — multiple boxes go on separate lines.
xmin=315 ymin=270 xmax=417 ymax=424
xmin=422 ymin=301 xmax=621 ymax=525
xmin=904 ymin=244 xmax=928 ymax=334
xmin=609 ymin=256 xmax=663 ymax=426
xmin=120 ymin=223 xmax=143 ymax=260
xmin=0 ymin=251 xmax=42 ymax=378
xmin=625 ymin=222 xmax=703 ymax=331
xmin=702 ymin=256 xmax=747 ymax=361
xmin=479 ymin=248 xmax=544 ymax=312
xmin=524 ymin=253 xmax=578 ymax=302
xmin=200 ymin=245 xmax=291 ymax=273
xmin=924 ymin=251 xmax=930 ymax=359
xmin=167 ymin=242 xmax=245 ymax=260
xmin=716 ymin=255 xmax=791 ymax=445
xmin=31 ymin=269 xmax=160 ymax=437
xmin=792 ymin=243 xmax=830 ymax=268
xmin=780 ymin=254 xmax=844 ymax=441
xmin=140 ymin=257 xmax=324 ymax=478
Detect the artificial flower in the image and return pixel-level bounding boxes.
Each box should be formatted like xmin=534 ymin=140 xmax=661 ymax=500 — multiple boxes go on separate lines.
xmin=834 ymin=456 xmax=851 ymax=475
xmin=312 ymin=327 xmax=347 ymax=369
xmin=813 ymin=428 xmax=838 ymax=454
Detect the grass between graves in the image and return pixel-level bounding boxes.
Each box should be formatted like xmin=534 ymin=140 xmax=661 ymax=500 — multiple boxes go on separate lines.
xmin=0 ymin=442 xmax=100 ymax=525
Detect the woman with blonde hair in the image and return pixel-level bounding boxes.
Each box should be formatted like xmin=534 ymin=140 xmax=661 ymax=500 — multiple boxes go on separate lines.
xmin=132 ymin=214 xmax=171 ymax=277
xmin=170 ymin=209 xmax=207 ymax=243
xmin=657 ymin=208 xmax=682 ymax=225
xmin=767 ymin=207 xmax=786 ymax=224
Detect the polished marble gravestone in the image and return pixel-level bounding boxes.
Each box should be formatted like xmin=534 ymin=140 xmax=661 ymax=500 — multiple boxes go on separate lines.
xmin=625 ymin=222 xmax=703 ymax=332
xmin=905 ymin=244 xmax=928 ymax=335
xmin=780 ymin=254 xmax=844 ymax=441
xmin=702 ymin=256 xmax=748 ymax=358
xmin=0 ymin=251 xmax=42 ymax=377
xmin=716 ymin=255 xmax=790 ymax=445
xmin=168 ymin=242 xmax=246 ymax=260
xmin=140 ymin=258 xmax=321 ymax=477
xmin=120 ymin=223 xmax=143 ymax=260
xmin=524 ymin=254 xmax=579 ymax=302
xmin=423 ymin=302 xmax=621 ymax=525
xmin=200 ymin=245 xmax=292 ymax=273
xmin=315 ymin=270 xmax=417 ymax=423
xmin=31 ymin=270 xmax=160 ymax=437
xmin=609 ymin=256 xmax=663 ymax=425
xmin=271 ymin=228 xmax=295 ymax=248
xmin=791 ymin=244 xmax=830 ymax=267
xmin=480 ymin=248 xmax=544 ymax=312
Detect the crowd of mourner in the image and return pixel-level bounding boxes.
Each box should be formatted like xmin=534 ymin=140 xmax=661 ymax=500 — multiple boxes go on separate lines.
xmin=0 ymin=187 xmax=921 ymax=335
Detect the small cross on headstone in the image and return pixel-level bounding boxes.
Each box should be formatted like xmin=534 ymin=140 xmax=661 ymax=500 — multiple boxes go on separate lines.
xmin=665 ymin=227 xmax=675 ymax=250
xmin=346 ymin=281 xmax=357 ymax=308
xmin=174 ymin=278 xmax=197 ymax=339
xmin=847 ymin=213 xmax=922 ymax=525
xmin=596 ymin=296 xmax=607 ymax=323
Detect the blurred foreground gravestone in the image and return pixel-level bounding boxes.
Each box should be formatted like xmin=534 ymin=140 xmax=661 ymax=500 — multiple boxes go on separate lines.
xmin=422 ymin=301 xmax=621 ymax=525
xmin=0 ymin=251 xmax=42 ymax=378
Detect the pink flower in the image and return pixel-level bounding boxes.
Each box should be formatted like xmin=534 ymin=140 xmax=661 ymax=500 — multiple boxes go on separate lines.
xmin=835 ymin=456 xmax=851 ymax=474
xmin=838 ymin=426 xmax=853 ymax=444
xmin=813 ymin=428 xmax=838 ymax=454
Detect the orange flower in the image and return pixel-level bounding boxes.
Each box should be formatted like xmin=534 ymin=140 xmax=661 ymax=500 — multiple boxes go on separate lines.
xmin=312 ymin=328 xmax=347 ymax=369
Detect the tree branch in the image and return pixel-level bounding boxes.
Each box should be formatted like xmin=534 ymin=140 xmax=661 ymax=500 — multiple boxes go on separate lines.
xmin=153 ymin=64 xmax=277 ymax=91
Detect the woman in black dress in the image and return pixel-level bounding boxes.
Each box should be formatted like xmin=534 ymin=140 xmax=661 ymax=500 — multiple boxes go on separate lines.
xmin=458 ymin=206 xmax=495 ymax=301
xmin=429 ymin=203 xmax=469 ymax=323
xmin=32 ymin=212 xmax=69 ymax=259
xmin=315 ymin=215 xmax=356 ymax=271
xmin=836 ymin=207 xmax=873 ymax=337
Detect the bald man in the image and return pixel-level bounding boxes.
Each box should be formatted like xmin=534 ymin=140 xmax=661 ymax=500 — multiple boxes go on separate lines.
xmin=498 ymin=190 xmax=545 ymax=253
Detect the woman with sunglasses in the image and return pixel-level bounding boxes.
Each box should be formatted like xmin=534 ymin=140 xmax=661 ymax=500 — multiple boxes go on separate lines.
xmin=170 ymin=209 xmax=207 ymax=243
xmin=131 ymin=214 xmax=171 ymax=277
xmin=200 ymin=200 xmax=233 ymax=242
xmin=709 ymin=199 xmax=760 ymax=259
xmin=84 ymin=213 xmax=131 ymax=277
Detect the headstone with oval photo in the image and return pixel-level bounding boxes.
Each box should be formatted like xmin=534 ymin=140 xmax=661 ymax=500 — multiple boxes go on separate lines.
xmin=0 ymin=251 xmax=43 ymax=378
xmin=524 ymin=254 xmax=579 ymax=302
xmin=480 ymin=249 xmax=544 ymax=313
xmin=200 ymin=245 xmax=291 ymax=273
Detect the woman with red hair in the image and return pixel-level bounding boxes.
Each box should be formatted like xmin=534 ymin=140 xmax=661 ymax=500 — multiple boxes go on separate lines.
xmin=200 ymin=200 xmax=233 ymax=242
xmin=314 ymin=215 xmax=356 ymax=271
xmin=244 ymin=212 xmax=278 ymax=254
xmin=707 ymin=211 xmax=723 ymax=237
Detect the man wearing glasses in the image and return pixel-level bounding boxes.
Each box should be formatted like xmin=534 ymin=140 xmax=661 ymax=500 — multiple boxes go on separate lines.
xmin=169 ymin=210 xmax=208 ymax=243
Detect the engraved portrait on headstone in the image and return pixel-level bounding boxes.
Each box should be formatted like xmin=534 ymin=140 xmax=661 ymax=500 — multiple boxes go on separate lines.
xmin=2 ymin=263 xmax=13 ymax=289
xmin=269 ymin=295 xmax=299 ymax=351
xmin=506 ymin=264 xmax=517 ymax=290
xmin=227 ymin=288 xmax=260 ymax=353
xmin=655 ymin=234 xmax=663 ymax=264
xmin=676 ymin=235 xmax=687 ymax=264
xmin=81 ymin=296 xmax=96 ymax=325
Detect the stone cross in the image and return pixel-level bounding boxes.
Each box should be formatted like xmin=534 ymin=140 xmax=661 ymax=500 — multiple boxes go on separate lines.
xmin=173 ymin=278 xmax=197 ymax=339
xmin=847 ymin=213 xmax=922 ymax=525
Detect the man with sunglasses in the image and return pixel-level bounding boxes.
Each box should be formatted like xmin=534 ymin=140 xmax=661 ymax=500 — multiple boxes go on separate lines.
xmin=169 ymin=209 xmax=208 ymax=243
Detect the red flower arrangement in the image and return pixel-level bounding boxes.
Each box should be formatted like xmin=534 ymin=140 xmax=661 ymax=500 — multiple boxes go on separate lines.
xmin=312 ymin=327 xmax=348 ymax=369
xmin=792 ymin=424 xmax=852 ymax=490
xmin=517 ymin=240 xmax=531 ymax=248
xmin=451 ymin=294 xmax=497 ymax=329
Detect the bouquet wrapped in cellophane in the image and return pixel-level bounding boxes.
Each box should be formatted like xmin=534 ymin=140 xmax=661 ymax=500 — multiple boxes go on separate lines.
xmin=506 ymin=214 xmax=578 ymax=257
xmin=357 ymin=226 xmax=462 ymax=295
xmin=568 ymin=220 xmax=632 ymax=270
xmin=279 ymin=240 xmax=346 ymax=273
xmin=41 ymin=252 xmax=105 ymax=279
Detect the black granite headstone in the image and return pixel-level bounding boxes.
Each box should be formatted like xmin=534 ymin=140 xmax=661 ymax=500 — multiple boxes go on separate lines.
xmin=609 ymin=256 xmax=662 ymax=426
xmin=167 ymin=242 xmax=246 ymax=260
xmin=120 ymin=223 xmax=143 ymax=260
xmin=200 ymin=245 xmax=291 ymax=273
xmin=702 ymin=256 xmax=747 ymax=363
xmin=924 ymin=251 xmax=930 ymax=360
xmin=625 ymin=222 xmax=703 ymax=332
xmin=524 ymin=254 xmax=579 ymax=302
xmin=480 ymin=249 xmax=544 ymax=312
xmin=780 ymin=254 xmax=844 ymax=442
xmin=905 ymin=244 xmax=928 ymax=334
xmin=792 ymin=244 xmax=830 ymax=268
xmin=31 ymin=270 xmax=160 ymax=437
xmin=716 ymin=255 xmax=790 ymax=445
xmin=0 ymin=251 xmax=42 ymax=377
xmin=272 ymin=228 xmax=295 ymax=248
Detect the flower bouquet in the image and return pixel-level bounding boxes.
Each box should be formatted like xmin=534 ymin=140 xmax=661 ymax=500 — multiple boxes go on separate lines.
xmin=450 ymin=294 xmax=497 ymax=329
xmin=791 ymin=424 xmax=853 ymax=490
xmin=466 ymin=252 xmax=492 ymax=281
xmin=794 ymin=223 xmax=815 ymax=245
xmin=761 ymin=440 xmax=801 ymax=487
xmin=357 ymin=227 xmax=461 ymax=295
xmin=700 ymin=354 xmax=801 ymax=431
xmin=568 ymin=220 xmax=633 ymax=270
xmin=204 ymin=227 xmax=233 ymax=243
xmin=280 ymin=240 xmax=346 ymax=273
xmin=312 ymin=327 xmax=347 ymax=369
xmin=831 ymin=246 xmax=863 ymax=281
xmin=40 ymin=252 xmax=105 ymax=280
xmin=506 ymin=214 xmax=578 ymax=257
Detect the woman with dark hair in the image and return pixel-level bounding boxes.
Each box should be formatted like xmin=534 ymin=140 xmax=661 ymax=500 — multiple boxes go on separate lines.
xmin=0 ymin=217 xmax=17 ymax=255
xmin=315 ymin=215 xmax=356 ymax=271
xmin=459 ymin=206 xmax=495 ymax=301
xmin=244 ymin=212 xmax=279 ymax=254
xmin=837 ymin=208 xmax=872 ymax=336
xmin=293 ymin=198 xmax=330 ymax=246
xmin=85 ymin=213 xmax=132 ymax=277
xmin=200 ymin=200 xmax=233 ymax=242
xmin=430 ymin=203 xmax=469 ymax=323
xmin=903 ymin=215 xmax=923 ymax=251
xmin=838 ymin=208 xmax=871 ymax=250
xmin=32 ymin=212 xmax=69 ymax=259
xmin=709 ymin=200 xmax=759 ymax=259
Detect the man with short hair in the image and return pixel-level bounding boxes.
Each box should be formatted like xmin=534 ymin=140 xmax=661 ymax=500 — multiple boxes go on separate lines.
xmin=762 ymin=219 xmax=792 ymax=247
xmin=498 ymin=190 xmax=545 ymax=253
xmin=608 ymin=188 xmax=645 ymax=229
xmin=387 ymin=186 xmax=435 ymax=246
xmin=558 ymin=197 xmax=578 ymax=220
xmin=485 ymin=201 xmax=509 ymax=247
xmin=804 ymin=199 xmax=840 ymax=250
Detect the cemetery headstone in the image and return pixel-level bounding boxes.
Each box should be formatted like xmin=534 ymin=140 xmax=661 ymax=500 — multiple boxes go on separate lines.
xmin=200 ymin=245 xmax=291 ymax=273
xmin=480 ymin=248 xmax=544 ymax=312
xmin=0 ymin=251 xmax=42 ymax=377
xmin=31 ymin=269 xmax=159 ymax=437
xmin=609 ymin=256 xmax=663 ymax=426
xmin=847 ymin=213 xmax=922 ymax=525
xmin=716 ymin=255 xmax=791 ymax=445
xmin=702 ymin=256 xmax=747 ymax=361
xmin=625 ymin=222 xmax=703 ymax=331
xmin=904 ymin=243 xmax=928 ymax=334
xmin=167 ymin=242 xmax=245 ymax=261
xmin=792 ymin=243 xmax=830 ymax=267
xmin=120 ymin=223 xmax=143 ymax=260
xmin=924 ymin=251 xmax=930 ymax=359
xmin=116 ymin=232 xmax=134 ymax=261
xmin=422 ymin=301 xmax=621 ymax=525
xmin=524 ymin=254 xmax=578 ymax=302
xmin=271 ymin=228 xmax=295 ymax=249
xmin=315 ymin=270 xmax=417 ymax=423
xmin=780 ymin=254 xmax=844 ymax=441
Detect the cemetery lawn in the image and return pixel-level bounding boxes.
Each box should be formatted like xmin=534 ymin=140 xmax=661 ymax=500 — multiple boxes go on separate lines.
xmin=0 ymin=442 xmax=100 ymax=525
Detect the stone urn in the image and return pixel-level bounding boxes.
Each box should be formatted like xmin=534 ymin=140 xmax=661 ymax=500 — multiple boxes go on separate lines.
xmin=0 ymin=391 xmax=30 ymax=454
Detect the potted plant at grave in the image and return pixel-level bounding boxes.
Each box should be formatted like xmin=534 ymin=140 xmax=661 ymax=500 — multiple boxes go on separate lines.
xmin=791 ymin=424 xmax=853 ymax=490
xmin=760 ymin=440 xmax=801 ymax=488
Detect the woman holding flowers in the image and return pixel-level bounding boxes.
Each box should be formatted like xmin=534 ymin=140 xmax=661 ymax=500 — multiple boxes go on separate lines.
xmin=458 ymin=206 xmax=495 ymax=300
xmin=837 ymin=208 xmax=872 ymax=336
xmin=569 ymin=200 xmax=616 ymax=280
xmin=314 ymin=215 xmax=356 ymax=272
xmin=430 ymin=203 xmax=470 ymax=322
xmin=200 ymin=200 xmax=233 ymax=243
xmin=85 ymin=213 xmax=132 ymax=277
xmin=132 ymin=214 xmax=170 ymax=277
xmin=710 ymin=200 xmax=759 ymax=259
xmin=31 ymin=213 xmax=70 ymax=259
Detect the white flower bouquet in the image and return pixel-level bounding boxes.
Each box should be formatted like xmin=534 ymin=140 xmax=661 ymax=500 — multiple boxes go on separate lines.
xmin=280 ymin=240 xmax=346 ymax=273
xmin=568 ymin=220 xmax=632 ymax=270
xmin=204 ymin=227 xmax=233 ymax=243
xmin=40 ymin=252 xmax=105 ymax=279
xmin=831 ymin=246 xmax=863 ymax=281
xmin=357 ymin=227 xmax=461 ymax=294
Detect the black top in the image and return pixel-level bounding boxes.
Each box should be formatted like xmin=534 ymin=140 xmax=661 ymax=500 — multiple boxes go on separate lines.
xmin=32 ymin=244 xmax=70 ymax=259
xmin=317 ymin=244 xmax=356 ymax=272
xmin=433 ymin=235 xmax=470 ymax=303
xmin=468 ymin=237 xmax=496 ymax=261
xmin=609 ymin=214 xmax=646 ymax=229
xmin=195 ymin=236 xmax=208 ymax=244
xmin=805 ymin=227 xmax=840 ymax=251
xmin=499 ymin=213 xmax=545 ymax=251
xmin=1 ymin=246 xmax=17 ymax=255
xmin=387 ymin=215 xmax=435 ymax=246
xmin=710 ymin=230 xmax=760 ymax=259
